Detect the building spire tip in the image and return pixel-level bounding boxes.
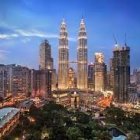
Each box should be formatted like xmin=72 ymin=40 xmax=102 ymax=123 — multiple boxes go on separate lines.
xmin=80 ymin=18 xmax=85 ymax=25
xmin=62 ymin=18 xmax=65 ymax=24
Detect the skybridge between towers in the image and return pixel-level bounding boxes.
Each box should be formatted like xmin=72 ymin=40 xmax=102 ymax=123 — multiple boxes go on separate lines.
xmin=68 ymin=61 xmax=86 ymax=64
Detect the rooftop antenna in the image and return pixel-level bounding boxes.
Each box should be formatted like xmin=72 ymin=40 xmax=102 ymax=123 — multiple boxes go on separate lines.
xmin=113 ymin=34 xmax=117 ymax=45
xmin=124 ymin=33 xmax=127 ymax=46
xmin=81 ymin=15 xmax=84 ymax=23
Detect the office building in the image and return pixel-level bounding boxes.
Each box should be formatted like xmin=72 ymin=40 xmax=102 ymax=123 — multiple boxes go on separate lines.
xmin=58 ymin=19 xmax=69 ymax=89
xmin=39 ymin=40 xmax=53 ymax=70
xmin=94 ymin=53 xmax=107 ymax=92
xmin=31 ymin=69 xmax=52 ymax=98
xmin=0 ymin=64 xmax=31 ymax=98
xmin=88 ymin=63 xmax=94 ymax=90
xmin=112 ymin=44 xmax=130 ymax=102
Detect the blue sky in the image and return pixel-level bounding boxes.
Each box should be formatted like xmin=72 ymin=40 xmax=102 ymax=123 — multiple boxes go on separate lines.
xmin=0 ymin=0 xmax=140 ymax=71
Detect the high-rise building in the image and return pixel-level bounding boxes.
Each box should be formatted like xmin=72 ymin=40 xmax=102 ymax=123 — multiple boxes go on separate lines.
xmin=131 ymin=69 xmax=140 ymax=85
xmin=108 ymin=58 xmax=114 ymax=90
xmin=27 ymin=40 xmax=55 ymax=98
xmin=88 ymin=63 xmax=94 ymax=90
xmin=77 ymin=18 xmax=88 ymax=90
xmin=10 ymin=65 xmax=31 ymax=96
xmin=51 ymin=69 xmax=57 ymax=90
xmin=58 ymin=19 xmax=69 ymax=89
xmin=0 ymin=64 xmax=9 ymax=98
xmin=112 ymin=44 xmax=130 ymax=102
xmin=0 ymin=64 xmax=31 ymax=98
xmin=39 ymin=40 xmax=57 ymax=91
xmin=31 ymin=69 xmax=52 ymax=98
xmin=106 ymin=71 xmax=111 ymax=90
xmin=130 ymin=69 xmax=137 ymax=84
xmin=39 ymin=40 xmax=53 ymax=70
xmin=94 ymin=53 xmax=107 ymax=92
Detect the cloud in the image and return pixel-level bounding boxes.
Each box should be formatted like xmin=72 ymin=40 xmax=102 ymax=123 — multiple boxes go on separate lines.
xmin=0 ymin=28 xmax=76 ymax=42
xmin=15 ymin=29 xmax=76 ymax=41
xmin=0 ymin=33 xmax=18 ymax=39
xmin=15 ymin=29 xmax=58 ymax=38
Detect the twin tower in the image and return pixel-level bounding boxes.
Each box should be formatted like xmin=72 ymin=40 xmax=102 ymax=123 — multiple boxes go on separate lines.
xmin=58 ymin=18 xmax=87 ymax=90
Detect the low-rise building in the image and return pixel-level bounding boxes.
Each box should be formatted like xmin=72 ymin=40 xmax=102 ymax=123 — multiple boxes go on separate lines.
xmin=52 ymin=91 xmax=80 ymax=108
xmin=19 ymin=100 xmax=34 ymax=112
xmin=52 ymin=92 xmax=71 ymax=108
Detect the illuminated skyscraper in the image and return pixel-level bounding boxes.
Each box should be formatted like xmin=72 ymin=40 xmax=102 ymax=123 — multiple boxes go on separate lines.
xmin=39 ymin=40 xmax=57 ymax=92
xmin=0 ymin=64 xmax=31 ymax=97
xmin=94 ymin=53 xmax=107 ymax=91
xmin=58 ymin=19 xmax=69 ymax=89
xmin=39 ymin=40 xmax=53 ymax=70
xmin=88 ymin=63 xmax=94 ymax=90
xmin=77 ymin=18 xmax=88 ymax=90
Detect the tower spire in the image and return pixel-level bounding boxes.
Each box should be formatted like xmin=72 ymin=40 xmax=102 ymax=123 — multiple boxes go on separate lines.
xmin=125 ymin=33 xmax=127 ymax=46
xmin=113 ymin=34 xmax=117 ymax=45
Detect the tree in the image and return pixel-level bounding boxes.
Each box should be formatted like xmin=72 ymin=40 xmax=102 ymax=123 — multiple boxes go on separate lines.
xmin=26 ymin=131 xmax=41 ymax=140
xmin=64 ymin=116 xmax=73 ymax=127
xmin=66 ymin=127 xmax=82 ymax=140
xmin=104 ymin=106 xmax=125 ymax=126
xmin=49 ymin=126 xmax=67 ymax=140
xmin=43 ymin=101 xmax=67 ymax=113
xmin=75 ymin=111 xmax=91 ymax=124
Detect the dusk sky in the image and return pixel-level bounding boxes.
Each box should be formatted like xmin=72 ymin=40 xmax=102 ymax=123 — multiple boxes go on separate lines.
xmin=0 ymin=0 xmax=140 ymax=71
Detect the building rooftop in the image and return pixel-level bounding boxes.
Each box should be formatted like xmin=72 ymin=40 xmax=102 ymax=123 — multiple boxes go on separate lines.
xmin=113 ymin=44 xmax=130 ymax=51
xmin=0 ymin=107 xmax=20 ymax=128
xmin=19 ymin=100 xmax=33 ymax=109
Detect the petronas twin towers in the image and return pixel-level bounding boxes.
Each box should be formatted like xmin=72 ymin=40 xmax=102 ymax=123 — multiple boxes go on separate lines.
xmin=58 ymin=19 xmax=87 ymax=90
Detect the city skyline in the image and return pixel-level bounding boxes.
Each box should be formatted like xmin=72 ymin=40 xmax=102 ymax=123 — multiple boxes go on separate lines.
xmin=0 ymin=1 xmax=140 ymax=139
xmin=0 ymin=0 xmax=140 ymax=71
